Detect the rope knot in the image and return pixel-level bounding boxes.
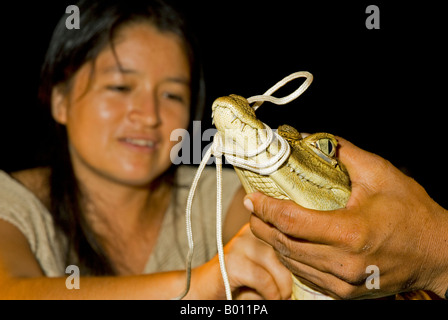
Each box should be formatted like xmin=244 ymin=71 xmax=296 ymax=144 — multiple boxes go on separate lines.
xmin=210 ymin=132 xmax=224 ymax=158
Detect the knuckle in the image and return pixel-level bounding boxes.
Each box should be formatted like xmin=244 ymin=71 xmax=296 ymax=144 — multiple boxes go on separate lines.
xmin=337 ymin=258 xmax=367 ymax=286
xmin=334 ymin=283 xmax=358 ymax=300
xmin=256 ymin=196 xmax=302 ymax=237
xmin=276 ymin=215 xmax=293 ymax=236
xmin=338 ymin=221 xmax=370 ymax=255
xmin=375 ymin=156 xmax=392 ymax=172
xmin=371 ymin=157 xmax=396 ymax=187
xmin=250 ymin=268 xmax=281 ymax=300
xmin=257 ymin=194 xmax=270 ymax=215
xmin=271 ymin=229 xmax=292 ymax=257
xmin=276 ymin=203 xmax=300 ymax=235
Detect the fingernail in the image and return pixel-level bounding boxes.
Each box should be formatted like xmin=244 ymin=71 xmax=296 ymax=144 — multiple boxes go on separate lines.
xmin=243 ymin=197 xmax=254 ymax=212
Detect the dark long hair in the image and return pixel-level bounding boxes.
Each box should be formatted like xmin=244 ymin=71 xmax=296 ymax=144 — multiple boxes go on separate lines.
xmin=39 ymin=0 xmax=205 ymax=275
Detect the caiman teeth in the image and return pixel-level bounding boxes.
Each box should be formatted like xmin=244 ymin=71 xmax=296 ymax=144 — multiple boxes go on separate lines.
xmin=284 ymin=163 xmax=333 ymax=189
xmin=211 ymin=95 xmax=264 ymax=130
xmin=212 ymin=105 xmax=253 ymax=130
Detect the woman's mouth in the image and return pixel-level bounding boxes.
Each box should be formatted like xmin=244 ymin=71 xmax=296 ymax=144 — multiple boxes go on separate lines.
xmin=119 ymin=137 xmax=158 ymax=152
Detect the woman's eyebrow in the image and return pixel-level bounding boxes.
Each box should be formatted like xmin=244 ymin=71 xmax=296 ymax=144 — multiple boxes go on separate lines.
xmin=101 ymin=65 xmax=138 ymax=74
xmin=100 ymin=66 xmax=189 ymax=84
xmin=164 ymin=77 xmax=190 ymax=85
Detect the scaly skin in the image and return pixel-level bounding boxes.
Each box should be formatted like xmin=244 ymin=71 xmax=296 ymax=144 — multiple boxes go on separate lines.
xmin=212 ymin=94 xmax=351 ymax=299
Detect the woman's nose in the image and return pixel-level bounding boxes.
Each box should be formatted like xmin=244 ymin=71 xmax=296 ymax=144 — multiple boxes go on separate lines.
xmin=127 ymin=94 xmax=161 ymax=127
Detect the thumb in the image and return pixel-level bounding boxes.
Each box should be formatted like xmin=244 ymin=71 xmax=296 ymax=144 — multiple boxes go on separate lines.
xmin=336 ymin=136 xmax=389 ymax=188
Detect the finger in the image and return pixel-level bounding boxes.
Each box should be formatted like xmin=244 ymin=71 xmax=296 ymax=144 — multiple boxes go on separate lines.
xmin=246 ymin=192 xmax=353 ymax=245
xmin=286 ymin=259 xmax=357 ymax=300
xmin=235 ymin=263 xmax=283 ymax=300
xmin=242 ymin=227 xmax=293 ymax=299
xmin=335 ymin=137 xmax=377 ymax=174
xmin=250 ymin=214 xmax=345 ymax=275
xmin=274 ymin=249 xmax=368 ymax=300
xmin=335 ymin=136 xmax=391 ymax=192
xmin=225 ymin=226 xmax=286 ymax=300
xmin=254 ymin=246 xmax=292 ymax=300
xmin=234 ymin=288 xmax=264 ymax=300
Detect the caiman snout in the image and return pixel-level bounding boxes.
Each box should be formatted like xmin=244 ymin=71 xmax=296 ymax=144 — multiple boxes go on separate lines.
xmin=212 ymin=95 xmax=264 ymax=132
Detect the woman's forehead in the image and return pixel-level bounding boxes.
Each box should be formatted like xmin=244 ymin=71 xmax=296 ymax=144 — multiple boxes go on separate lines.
xmin=95 ymin=24 xmax=190 ymax=76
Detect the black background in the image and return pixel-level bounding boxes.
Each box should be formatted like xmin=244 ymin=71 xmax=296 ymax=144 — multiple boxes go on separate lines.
xmin=0 ymin=1 xmax=446 ymax=208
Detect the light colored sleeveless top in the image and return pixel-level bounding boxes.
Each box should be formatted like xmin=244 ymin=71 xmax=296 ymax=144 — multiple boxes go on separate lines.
xmin=0 ymin=165 xmax=241 ymax=276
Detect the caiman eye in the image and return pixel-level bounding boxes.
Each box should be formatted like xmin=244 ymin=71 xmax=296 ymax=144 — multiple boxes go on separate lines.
xmin=316 ymin=138 xmax=336 ymax=158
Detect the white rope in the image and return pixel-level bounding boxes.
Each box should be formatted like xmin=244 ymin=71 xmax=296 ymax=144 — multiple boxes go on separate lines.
xmin=214 ymin=155 xmax=232 ymax=299
xmin=172 ymin=147 xmax=213 ymax=300
xmin=213 ymin=123 xmax=291 ymax=175
xmin=174 ymin=71 xmax=313 ymax=300
xmin=248 ymin=71 xmax=313 ymax=110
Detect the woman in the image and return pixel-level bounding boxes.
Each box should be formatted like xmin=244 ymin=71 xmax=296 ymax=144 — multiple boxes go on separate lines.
xmin=0 ymin=0 xmax=291 ymax=299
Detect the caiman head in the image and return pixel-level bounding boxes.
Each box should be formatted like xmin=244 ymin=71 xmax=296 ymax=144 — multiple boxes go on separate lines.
xmin=212 ymin=94 xmax=351 ymax=210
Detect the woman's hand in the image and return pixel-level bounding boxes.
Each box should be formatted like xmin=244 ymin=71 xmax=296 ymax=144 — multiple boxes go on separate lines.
xmin=247 ymin=137 xmax=448 ymax=299
xmin=192 ymin=224 xmax=292 ymax=300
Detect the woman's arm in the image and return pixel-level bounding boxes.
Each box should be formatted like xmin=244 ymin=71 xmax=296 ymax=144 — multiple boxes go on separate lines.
xmin=0 ymin=219 xmax=197 ymax=299
xmin=0 ymin=218 xmax=291 ymax=299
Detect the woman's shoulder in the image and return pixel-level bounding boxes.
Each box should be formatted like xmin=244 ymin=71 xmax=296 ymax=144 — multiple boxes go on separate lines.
xmin=4 ymin=167 xmax=51 ymax=210
xmin=0 ymin=168 xmax=66 ymax=276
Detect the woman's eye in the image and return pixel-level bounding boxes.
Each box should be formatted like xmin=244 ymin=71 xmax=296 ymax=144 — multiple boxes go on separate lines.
xmin=162 ymin=92 xmax=185 ymax=103
xmin=106 ymin=85 xmax=131 ymax=92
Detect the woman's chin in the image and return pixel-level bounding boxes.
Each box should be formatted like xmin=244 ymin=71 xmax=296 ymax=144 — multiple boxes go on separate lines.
xmin=112 ymin=165 xmax=169 ymax=188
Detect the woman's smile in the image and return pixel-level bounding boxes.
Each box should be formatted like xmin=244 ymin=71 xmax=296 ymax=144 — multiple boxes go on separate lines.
xmin=117 ymin=135 xmax=160 ymax=153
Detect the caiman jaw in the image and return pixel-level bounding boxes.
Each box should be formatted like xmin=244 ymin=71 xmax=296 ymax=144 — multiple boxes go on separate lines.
xmin=212 ymin=95 xmax=268 ymax=154
xmin=212 ymin=95 xmax=264 ymax=131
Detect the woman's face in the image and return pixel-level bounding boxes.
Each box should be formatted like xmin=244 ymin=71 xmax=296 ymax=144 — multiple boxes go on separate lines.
xmin=53 ymin=23 xmax=191 ymax=187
